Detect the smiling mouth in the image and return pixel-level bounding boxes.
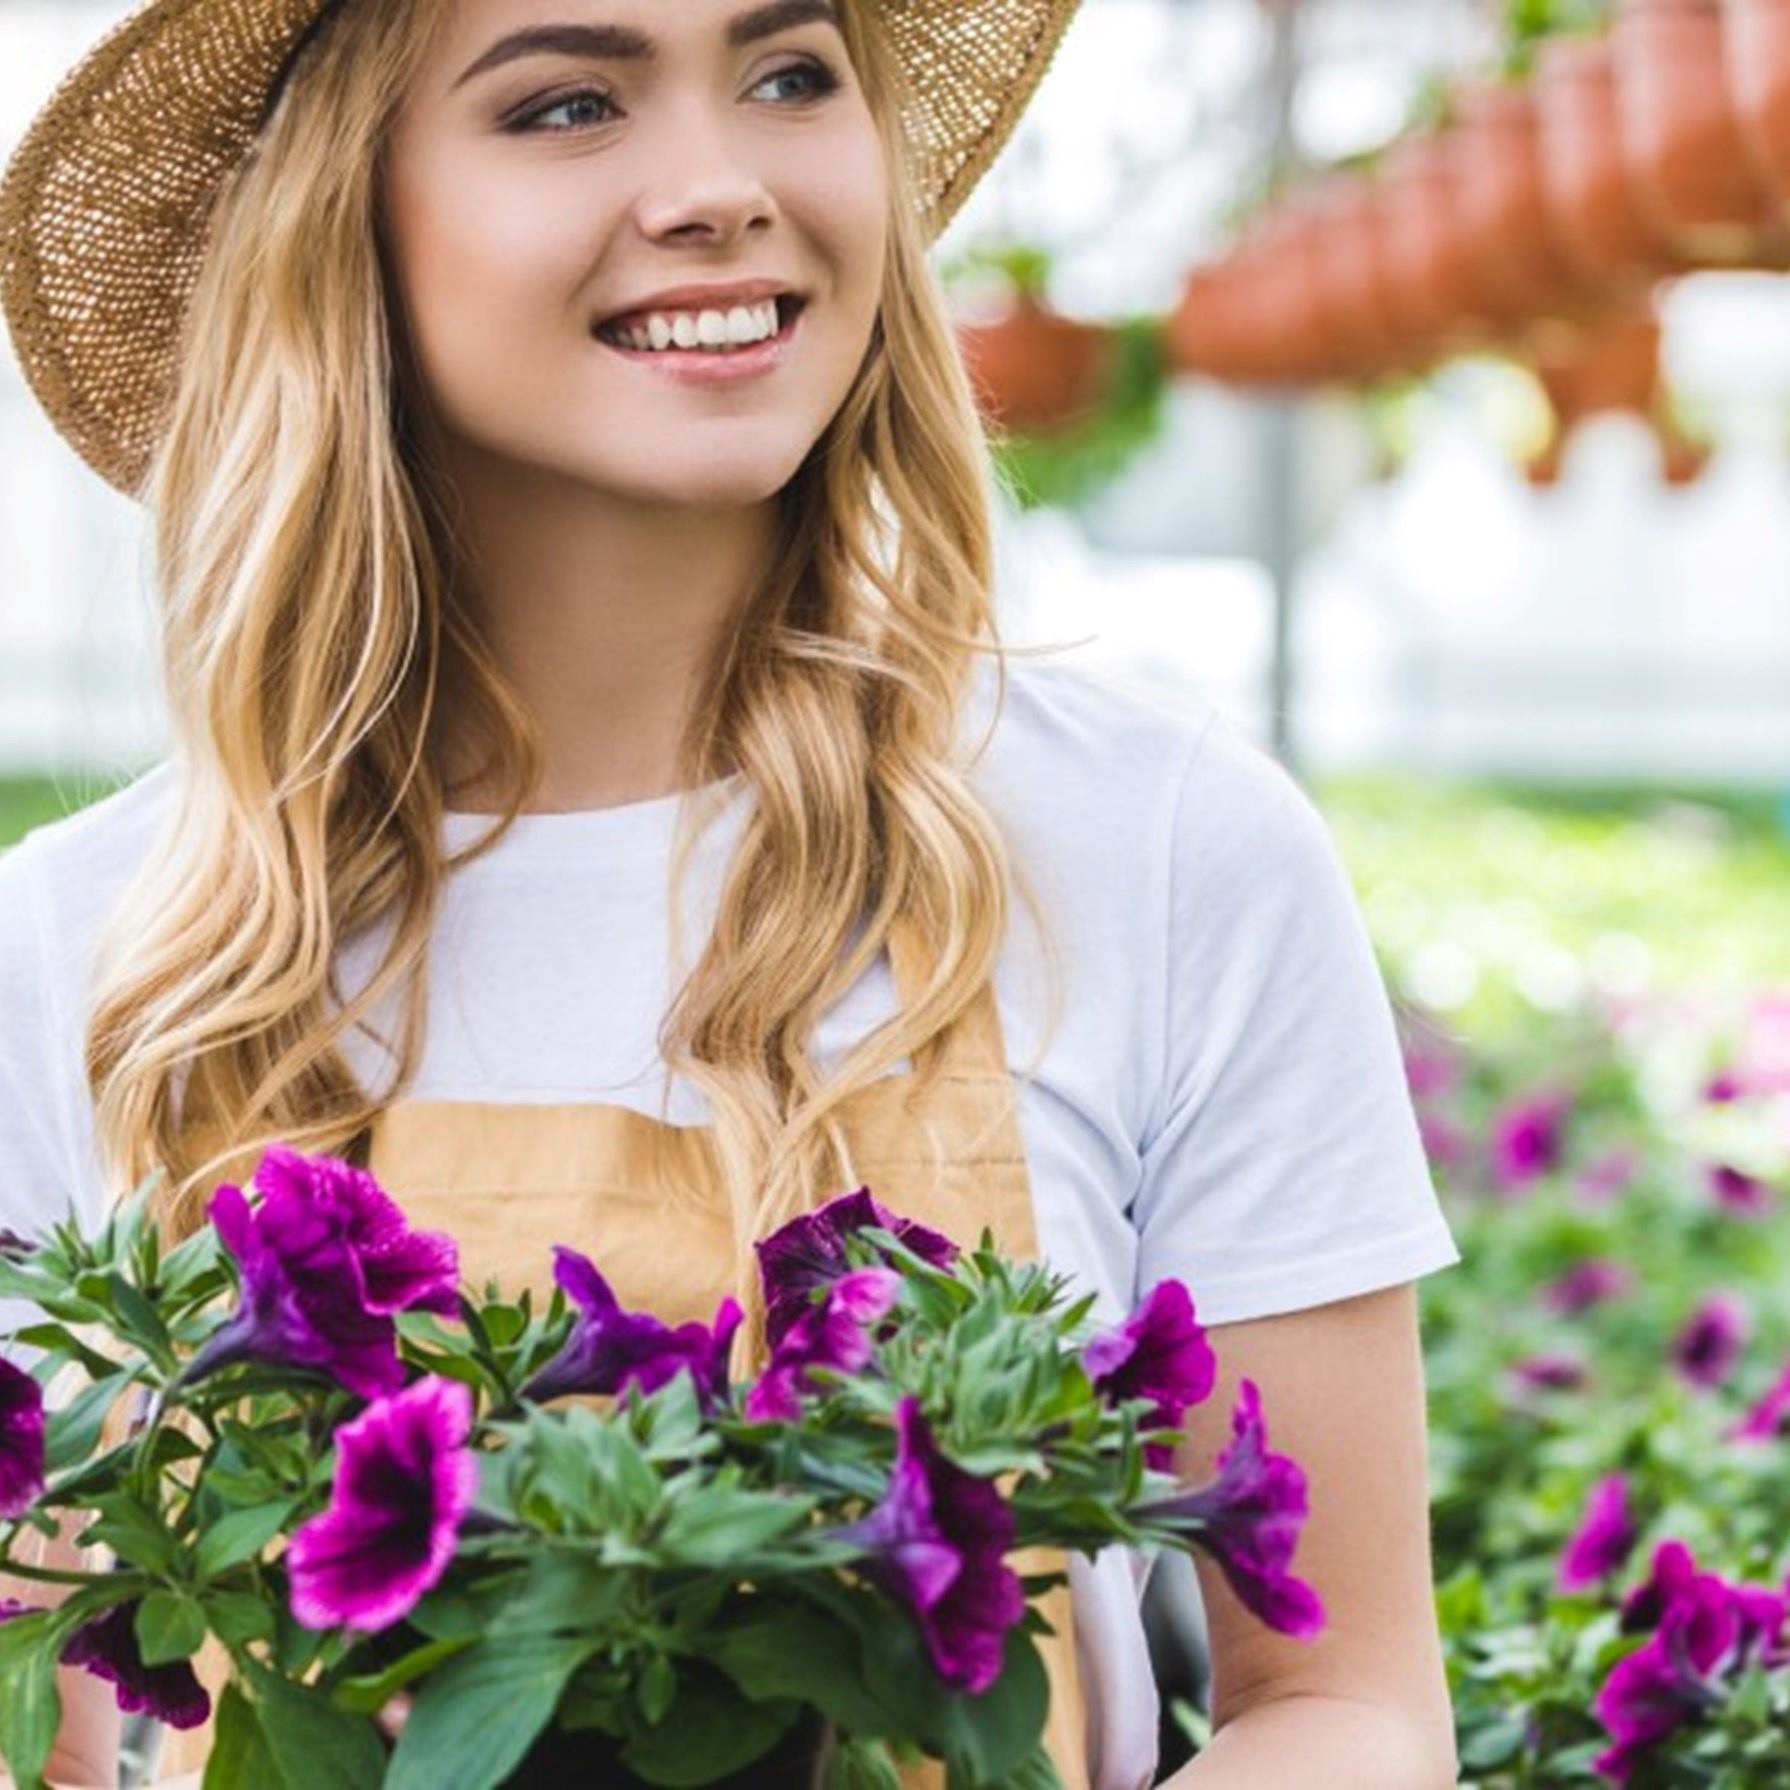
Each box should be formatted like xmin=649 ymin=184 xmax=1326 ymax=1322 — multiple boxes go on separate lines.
xmin=595 ymin=293 xmax=808 ymax=353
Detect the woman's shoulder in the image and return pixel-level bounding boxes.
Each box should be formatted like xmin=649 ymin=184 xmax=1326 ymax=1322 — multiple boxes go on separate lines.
xmin=970 ymin=654 xmax=1326 ymax=890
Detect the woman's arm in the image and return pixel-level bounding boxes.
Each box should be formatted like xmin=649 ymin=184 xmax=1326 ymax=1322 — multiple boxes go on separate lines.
xmin=1162 ymin=1282 xmax=1458 ymax=1789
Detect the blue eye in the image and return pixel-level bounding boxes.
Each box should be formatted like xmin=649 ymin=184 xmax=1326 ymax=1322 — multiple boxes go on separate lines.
xmin=510 ymin=57 xmax=842 ymax=135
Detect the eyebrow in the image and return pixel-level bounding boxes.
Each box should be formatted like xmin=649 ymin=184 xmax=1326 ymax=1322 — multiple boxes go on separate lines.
xmin=452 ymin=0 xmax=841 ymax=90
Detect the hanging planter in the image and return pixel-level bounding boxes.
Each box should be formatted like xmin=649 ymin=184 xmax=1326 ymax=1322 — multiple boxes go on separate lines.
xmin=1244 ymin=205 xmax=1341 ymax=385
xmin=1534 ymin=33 xmax=1679 ymax=290
xmin=1372 ymin=132 xmax=1501 ymax=363
xmin=1610 ymin=0 xmax=1782 ymax=263
xmin=1724 ymin=0 xmax=1790 ymax=205
xmin=1452 ymin=77 xmax=1587 ymax=321
xmin=1307 ymin=172 xmax=1414 ymax=383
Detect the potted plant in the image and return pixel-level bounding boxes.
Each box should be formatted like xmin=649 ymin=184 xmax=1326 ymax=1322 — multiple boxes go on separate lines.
xmin=1306 ymin=167 xmax=1415 ymax=384
xmin=1534 ymin=31 xmax=1680 ymax=291
xmin=1610 ymin=0 xmax=1783 ymax=263
xmin=1452 ymin=74 xmax=1587 ymax=323
xmin=950 ymin=241 xmax=1119 ymax=435
xmin=1724 ymin=0 xmax=1790 ymax=205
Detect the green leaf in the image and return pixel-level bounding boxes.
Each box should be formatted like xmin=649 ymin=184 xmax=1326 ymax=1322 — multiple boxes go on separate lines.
xmin=80 ymin=1490 xmax=178 ymax=1576
xmin=385 ymin=1636 xmax=596 ymax=1790
xmin=42 ymin=1371 xmax=130 ymax=1475
xmin=331 ymin=1635 xmax=478 ymax=1714
xmin=826 ymin=1737 xmax=903 ymax=1790
xmin=705 ymin=1599 xmax=900 ymax=1740
xmin=929 ymin=1626 xmax=1051 ymax=1784
xmin=0 ymin=1610 xmax=64 ymax=1790
xmin=134 ymin=1590 xmax=209 ymax=1665
xmin=196 ymin=1499 xmax=298 ymax=1577
xmin=203 ymin=1683 xmax=279 ymax=1790
xmin=249 ymin=1662 xmax=386 ymax=1790
xmin=656 ymin=1483 xmax=810 ymax=1567
xmin=620 ymin=1665 xmax=801 ymax=1787
xmin=202 ymin=1590 xmax=279 ymax=1648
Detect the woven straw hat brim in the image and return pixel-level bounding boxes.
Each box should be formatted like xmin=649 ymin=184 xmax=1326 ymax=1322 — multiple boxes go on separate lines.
xmin=0 ymin=0 xmax=1082 ymax=501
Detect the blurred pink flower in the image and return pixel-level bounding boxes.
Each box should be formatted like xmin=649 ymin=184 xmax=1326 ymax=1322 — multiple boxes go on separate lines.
xmin=1540 ymin=1257 xmax=1634 ymax=1317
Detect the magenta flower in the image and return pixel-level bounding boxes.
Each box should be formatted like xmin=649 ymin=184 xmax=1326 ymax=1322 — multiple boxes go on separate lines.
xmin=1402 ymin=1042 xmax=1460 ymax=1100
xmin=1416 ymin=1111 xmax=1468 ymax=1172
xmin=61 ymin=1602 xmax=211 ymax=1730
xmin=1671 ymin=1294 xmax=1749 ymax=1391
xmin=287 ymin=1376 xmax=476 ymax=1632
xmin=1490 ymin=1090 xmax=1571 ymax=1192
xmin=0 ymin=1356 xmax=45 ymax=1519
xmin=1619 ymin=1538 xmax=1698 ymax=1633
xmin=1707 ymin=1162 xmax=1770 ymax=1216
xmin=745 ymin=1267 xmax=900 ymax=1423
xmin=0 ymin=1229 xmax=34 ymax=1260
xmin=1136 ymin=1379 xmax=1325 ymax=1640
xmin=1510 ymin=1351 xmax=1589 ymax=1394
xmin=0 ymin=1598 xmax=41 ymax=1622
xmin=833 ymin=1396 xmax=1024 ymax=1694
xmin=1539 ymin=1257 xmax=1633 ymax=1317
xmin=755 ymin=1188 xmax=957 ymax=1348
xmin=522 ymin=1248 xmax=741 ymax=1409
xmin=1083 ymin=1281 xmax=1216 ymax=1470
xmin=1730 ymin=1359 xmax=1790 ymax=1442
xmin=187 ymin=1144 xmax=459 ymax=1399
xmin=1559 ymin=1474 xmax=1639 ymax=1592
xmin=1576 ymin=1147 xmax=1639 ymax=1207
xmin=1702 ymin=1069 xmax=1746 ymax=1104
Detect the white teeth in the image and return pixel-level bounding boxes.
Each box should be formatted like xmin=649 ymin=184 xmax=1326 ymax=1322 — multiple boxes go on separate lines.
xmin=605 ymin=298 xmax=785 ymax=353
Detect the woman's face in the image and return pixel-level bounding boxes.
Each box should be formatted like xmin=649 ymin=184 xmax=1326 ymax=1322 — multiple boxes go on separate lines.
xmin=381 ymin=0 xmax=888 ymax=511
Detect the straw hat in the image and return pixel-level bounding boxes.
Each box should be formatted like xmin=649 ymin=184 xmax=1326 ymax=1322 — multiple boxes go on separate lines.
xmin=0 ymin=0 xmax=1082 ymax=500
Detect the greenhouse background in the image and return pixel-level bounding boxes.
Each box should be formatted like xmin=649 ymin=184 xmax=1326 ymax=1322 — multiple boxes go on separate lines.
xmin=6 ymin=0 xmax=1790 ymax=1783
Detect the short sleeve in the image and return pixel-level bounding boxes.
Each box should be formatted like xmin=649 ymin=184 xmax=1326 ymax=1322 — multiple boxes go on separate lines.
xmin=1130 ymin=720 xmax=1460 ymax=1326
xmin=0 ymin=836 xmax=95 ymax=1348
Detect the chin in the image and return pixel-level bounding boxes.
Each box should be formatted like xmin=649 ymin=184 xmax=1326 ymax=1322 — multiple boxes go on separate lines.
xmin=579 ymin=441 xmax=817 ymax=509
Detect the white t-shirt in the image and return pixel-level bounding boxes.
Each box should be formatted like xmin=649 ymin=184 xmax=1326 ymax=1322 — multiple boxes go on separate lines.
xmin=0 ymin=655 xmax=1459 ymax=1790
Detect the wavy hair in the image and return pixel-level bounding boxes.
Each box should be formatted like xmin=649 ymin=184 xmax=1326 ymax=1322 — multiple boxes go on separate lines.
xmin=85 ymin=0 xmax=1065 ymax=1360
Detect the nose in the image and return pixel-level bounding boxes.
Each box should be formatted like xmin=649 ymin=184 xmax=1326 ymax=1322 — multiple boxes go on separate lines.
xmin=633 ymin=104 xmax=777 ymax=247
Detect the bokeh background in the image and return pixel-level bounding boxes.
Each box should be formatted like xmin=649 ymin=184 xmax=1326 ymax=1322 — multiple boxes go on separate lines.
xmin=8 ymin=1 xmax=1790 ymax=1782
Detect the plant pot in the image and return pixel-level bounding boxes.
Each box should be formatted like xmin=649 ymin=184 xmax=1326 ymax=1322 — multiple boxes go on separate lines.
xmin=1534 ymin=306 xmax=1664 ymax=422
xmin=1611 ymin=0 xmax=1781 ymax=262
xmin=1534 ymin=35 xmax=1680 ymax=291
xmin=1243 ymin=206 xmax=1340 ymax=386
xmin=956 ymin=289 xmax=1116 ymax=433
xmin=1453 ymin=78 xmax=1585 ymax=321
xmin=500 ymin=1708 xmax=831 ymax=1787
xmin=1724 ymin=0 xmax=1790 ymax=203
xmin=1167 ymin=257 xmax=1258 ymax=382
xmin=1372 ymin=133 xmax=1501 ymax=361
xmin=1307 ymin=174 xmax=1412 ymax=382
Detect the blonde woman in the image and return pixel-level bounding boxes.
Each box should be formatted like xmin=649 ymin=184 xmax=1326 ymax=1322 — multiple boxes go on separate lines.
xmin=0 ymin=1 xmax=1462 ymax=1785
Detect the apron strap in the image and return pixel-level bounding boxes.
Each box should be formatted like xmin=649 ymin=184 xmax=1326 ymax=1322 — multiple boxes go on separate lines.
xmin=884 ymin=917 xmax=1009 ymax=1085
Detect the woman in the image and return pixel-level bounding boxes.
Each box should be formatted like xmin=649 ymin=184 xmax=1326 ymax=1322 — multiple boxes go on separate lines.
xmin=0 ymin=0 xmax=1463 ymax=1784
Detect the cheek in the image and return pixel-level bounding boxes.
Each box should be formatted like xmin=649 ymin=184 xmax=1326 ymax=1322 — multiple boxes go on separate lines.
xmin=384 ymin=147 xmax=594 ymax=359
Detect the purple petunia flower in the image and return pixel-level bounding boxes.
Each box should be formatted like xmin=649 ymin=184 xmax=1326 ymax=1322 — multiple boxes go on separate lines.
xmin=0 ymin=1598 xmax=42 ymax=1623
xmin=1559 ymin=1474 xmax=1639 ymax=1592
xmin=0 ymin=1228 xmax=34 ymax=1261
xmin=1575 ymin=1147 xmax=1639 ymax=1207
xmin=1402 ymin=1042 xmax=1460 ymax=1101
xmin=1703 ymin=1069 xmax=1746 ymax=1104
xmin=287 ymin=1376 xmax=477 ymax=1632
xmin=1619 ymin=1538 xmax=1699 ymax=1634
xmin=1592 ymin=1598 xmax=1733 ymax=1783
xmin=1136 ymin=1379 xmax=1325 ymax=1641
xmin=755 ymin=1188 xmax=957 ymax=1348
xmin=1539 ymin=1257 xmax=1634 ymax=1317
xmin=61 ymin=1602 xmax=211 ymax=1730
xmin=833 ymin=1395 xmax=1024 ymax=1694
xmin=1509 ymin=1351 xmax=1590 ymax=1394
xmin=522 ymin=1248 xmax=741 ymax=1409
xmin=1083 ymin=1281 xmax=1216 ymax=1470
xmin=1671 ymin=1294 xmax=1749 ymax=1392
xmin=186 ymin=1144 xmax=459 ymax=1399
xmin=0 ymin=1356 xmax=45 ymax=1519
xmin=1707 ymin=1162 xmax=1770 ymax=1217
xmin=1727 ymin=1353 xmax=1790 ymax=1442
xmin=745 ymin=1267 xmax=900 ymax=1423
xmin=1490 ymin=1090 xmax=1571 ymax=1193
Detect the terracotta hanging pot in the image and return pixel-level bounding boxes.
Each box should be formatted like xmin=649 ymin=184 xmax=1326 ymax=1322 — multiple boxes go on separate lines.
xmin=1611 ymin=0 xmax=1782 ymax=263
xmin=1372 ymin=132 xmax=1499 ymax=362
xmin=1252 ymin=204 xmax=1348 ymax=386
xmin=956 ymin=286 xmax=1117 ymax=433
xmin=1724 ymin=0 xmax=1790 ymax=204
xmin=1534 ymin=34 xmax=1680 ymax=292
xmin=1534 ymin=305 xmax=1664 ymax=421
xmin=1167 ymin=255 xmax=1258 ymax=383
xmin=1453 ymin=78 xmax=1586 ymax=322
xmin=1306 ymin=173 xmax=1412 ymax=382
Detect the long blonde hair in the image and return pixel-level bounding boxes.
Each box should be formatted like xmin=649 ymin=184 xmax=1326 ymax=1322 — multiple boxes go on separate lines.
xmin=86 ymin=0 xmax=1065 ymax=1356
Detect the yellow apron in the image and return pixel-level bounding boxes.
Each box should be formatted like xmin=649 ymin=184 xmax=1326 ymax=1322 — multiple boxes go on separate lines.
xmin=159 ymin=920 xmax=1089 ymax=1787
